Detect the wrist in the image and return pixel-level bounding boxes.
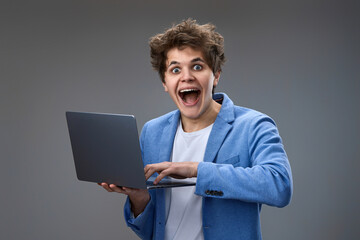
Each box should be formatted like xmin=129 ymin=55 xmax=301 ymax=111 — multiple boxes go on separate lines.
xmin=130 ymin=192 xmax=150 ymax=217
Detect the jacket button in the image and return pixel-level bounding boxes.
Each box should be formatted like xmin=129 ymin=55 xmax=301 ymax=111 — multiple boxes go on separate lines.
xmin=218 ymin=191 xmax=224 ymax=196
xmin=205 ymin=190 xmax=211 ymax=195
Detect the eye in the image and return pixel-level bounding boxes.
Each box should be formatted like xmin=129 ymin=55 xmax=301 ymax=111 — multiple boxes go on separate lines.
xmin=193 ymin=64 xmax=202 ymax=71
xmin=172 ymin=67 xmax=180 ymax=74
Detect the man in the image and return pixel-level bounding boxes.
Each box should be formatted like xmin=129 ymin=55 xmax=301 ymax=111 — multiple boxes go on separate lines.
xmin=99 ymin=19 xmax=292 ymax=240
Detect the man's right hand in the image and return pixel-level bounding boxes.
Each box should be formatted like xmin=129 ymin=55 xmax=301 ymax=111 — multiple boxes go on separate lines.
xmin=98 ymin=183 xmax=150 ymax=217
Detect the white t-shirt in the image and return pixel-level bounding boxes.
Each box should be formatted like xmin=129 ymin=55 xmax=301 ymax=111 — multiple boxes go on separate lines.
xmin=164 ymin=121 xmax=213 ymax=240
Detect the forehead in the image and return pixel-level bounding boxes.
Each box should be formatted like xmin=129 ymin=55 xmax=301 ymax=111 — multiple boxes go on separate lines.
xmin=166 ymin=46 xmax=205 ymax=64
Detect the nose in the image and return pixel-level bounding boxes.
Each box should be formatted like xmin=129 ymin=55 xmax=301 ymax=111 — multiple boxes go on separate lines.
xmin=180 ymin=68 xmax=195 ymax=82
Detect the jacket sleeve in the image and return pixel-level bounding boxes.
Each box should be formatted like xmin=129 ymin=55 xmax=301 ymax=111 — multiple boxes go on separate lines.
xmin=123 ymin=122 xmax=156 ymax=239
xmin=124 ymin=193 xmax=156 ymax=239
xmin=195 ymin=114 xmax=293 ymax=207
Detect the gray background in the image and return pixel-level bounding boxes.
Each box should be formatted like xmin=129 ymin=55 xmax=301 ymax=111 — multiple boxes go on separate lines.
xmin=1 ymin=0 xmax=359 ymax=239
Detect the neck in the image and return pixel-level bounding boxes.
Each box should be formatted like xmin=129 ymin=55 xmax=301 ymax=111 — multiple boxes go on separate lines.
xmin=181 ymin=100 xmax=221 ymax=132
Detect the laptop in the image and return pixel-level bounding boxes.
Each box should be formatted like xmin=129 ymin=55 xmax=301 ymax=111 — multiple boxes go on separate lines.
xmin=65 ymin=111 xmax=196 ymax=189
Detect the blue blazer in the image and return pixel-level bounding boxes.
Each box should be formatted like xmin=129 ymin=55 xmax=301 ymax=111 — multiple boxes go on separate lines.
xmin=124 ymin=93 xmax=293 ymax=240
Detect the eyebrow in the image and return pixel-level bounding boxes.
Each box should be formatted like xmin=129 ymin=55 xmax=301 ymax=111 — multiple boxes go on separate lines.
xmin=191 ymin=57 xmax=205 ymax=63
xmin=168 ymin=57 xmax=205 ymax=67
xmin=168 ymin=61 xmax=179 ymax=67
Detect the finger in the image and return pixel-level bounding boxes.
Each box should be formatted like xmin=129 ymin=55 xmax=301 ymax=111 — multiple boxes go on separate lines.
xmin=100 ymin=183 xmax=114 ymax=192
xmin=153 ymin=164 xmax=192 ymax=184
xmin=144 ymin=162 xmax=171 ymax=180
xmin=145 ymin=164 xmax=163 ymax=180
xmin=153 ymin=169 xmax=173 ymax=184
xmin=109 ymin=184 xmax=127 ymax=194
xmin=144 ymin=166 xmax=156 ymax=180
xmin=145 ymin=162 xmax=171 ymax=173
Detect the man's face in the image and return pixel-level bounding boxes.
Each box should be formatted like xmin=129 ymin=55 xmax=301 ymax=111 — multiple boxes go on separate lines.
xmin=163 ymin=46 xmax=220 ymax=121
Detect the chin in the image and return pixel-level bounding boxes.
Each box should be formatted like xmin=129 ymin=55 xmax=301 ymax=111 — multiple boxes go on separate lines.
xmin=179 ymin=108 xmax=203 ymax=120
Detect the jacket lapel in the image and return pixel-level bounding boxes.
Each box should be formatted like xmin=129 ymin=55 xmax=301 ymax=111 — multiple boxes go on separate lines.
xmin=204 ymin=117 xmax=232 ymax=163
xmin=157 ymin=110 xmax=180 ymax=163
xmin=204 ymin=93 xmax=235 ymax=163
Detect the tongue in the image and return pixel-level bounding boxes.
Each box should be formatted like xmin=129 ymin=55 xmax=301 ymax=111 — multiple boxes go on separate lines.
xmin=184 ymin=92 xmax=198 ymax=104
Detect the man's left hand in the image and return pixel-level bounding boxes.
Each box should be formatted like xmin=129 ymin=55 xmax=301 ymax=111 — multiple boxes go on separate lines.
xmin=144 ymin=161 xmax=199 ymax=185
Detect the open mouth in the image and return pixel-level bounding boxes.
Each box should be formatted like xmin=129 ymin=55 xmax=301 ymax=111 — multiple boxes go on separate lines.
xmin=178 ymin=88 xmax=201 ymax=105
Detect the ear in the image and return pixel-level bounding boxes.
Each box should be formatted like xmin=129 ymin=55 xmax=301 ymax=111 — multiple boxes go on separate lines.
xmin=213 ymin=71 xmax=221 ymax=87
xmin=162 ymin=82 xmax=168 ymax=92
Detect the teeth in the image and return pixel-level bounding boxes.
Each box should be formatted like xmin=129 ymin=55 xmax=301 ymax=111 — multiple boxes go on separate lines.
xmin=180 ymin=89 xmax=197 ymax=93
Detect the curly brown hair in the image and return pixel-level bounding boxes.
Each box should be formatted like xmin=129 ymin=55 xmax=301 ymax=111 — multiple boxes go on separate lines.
xmin=149 ymin=19 xmax=225 ymax=83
